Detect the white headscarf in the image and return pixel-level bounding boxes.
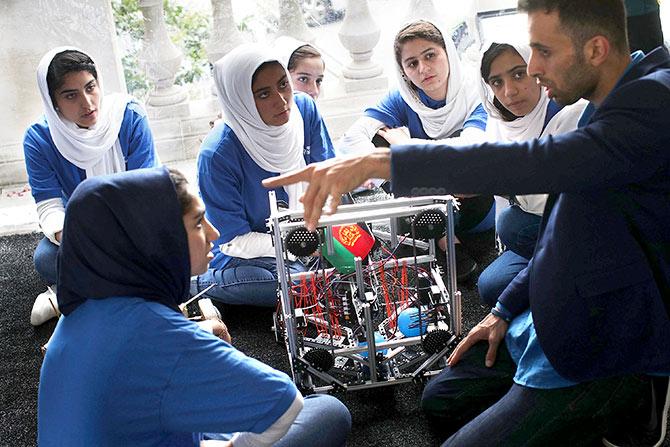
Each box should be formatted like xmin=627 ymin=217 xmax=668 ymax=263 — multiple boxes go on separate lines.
xmin=273 ymin=35 xmax=308 ymax=71
xmin=395 ymin=20 xmax=481 ymax=139
xmin=213 ymin=43 xmax=306 ymax=209
xmin=478 ymin=41 xmax=586 ymax=215
xmin=37 ymin=47 xmax=132 ymax=178
xmin=478 ymin=42 xmax=549 ymax=142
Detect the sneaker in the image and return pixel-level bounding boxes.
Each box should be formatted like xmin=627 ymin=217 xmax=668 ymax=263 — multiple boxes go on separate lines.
xmin=602 ymin=376 xmax=670 ymax=447
xmin=455 ymin=245 xmax=478 ymax=283
xmin=30 ymin=285 xmax=60 ymax=326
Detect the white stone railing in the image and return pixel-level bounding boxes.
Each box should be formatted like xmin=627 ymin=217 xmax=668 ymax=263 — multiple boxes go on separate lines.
xmin=143 ymin=0 xmax=395 ymax=167
xmin=1 ymin=0 xmax=496 ymax=187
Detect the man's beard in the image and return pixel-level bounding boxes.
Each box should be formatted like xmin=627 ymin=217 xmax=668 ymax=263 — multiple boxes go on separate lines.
xmin=553 ymin=54 xmax=597 ymax=106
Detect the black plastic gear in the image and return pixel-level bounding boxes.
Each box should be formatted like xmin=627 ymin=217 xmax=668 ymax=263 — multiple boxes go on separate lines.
xmin=412 ymin=209 xmax=447 ymax=240
xmin=421 ymin=329 xmax=452 ymax=355
xmin=303 ymin=348 xmax=335 ymax=372
xmin=285 ymin=227 xmax=319 ymax=257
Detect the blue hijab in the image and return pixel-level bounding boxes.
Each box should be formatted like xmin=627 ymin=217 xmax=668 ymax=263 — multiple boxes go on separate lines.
xmin=57 ymin=167 xmax=190 ymax=315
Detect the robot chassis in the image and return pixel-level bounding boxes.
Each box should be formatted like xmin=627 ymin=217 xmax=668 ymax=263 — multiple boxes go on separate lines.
xmin=267 ymin=192 xmax=463 ymax=394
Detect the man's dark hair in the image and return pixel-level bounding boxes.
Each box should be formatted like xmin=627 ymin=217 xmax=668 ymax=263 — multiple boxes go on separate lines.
xmin=517 ymin=0 xmax=629 ymax=54
xmin=46 ymin=50 xmax=98 ymax=106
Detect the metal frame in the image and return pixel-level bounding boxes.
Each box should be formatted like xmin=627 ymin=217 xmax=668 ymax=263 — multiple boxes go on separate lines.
xmin=268 ymin=193 xmax=462 ymax=393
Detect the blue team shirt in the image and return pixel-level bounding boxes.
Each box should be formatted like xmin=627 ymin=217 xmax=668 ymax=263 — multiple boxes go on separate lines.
xmin=198 ymin=92 xmax=335 ymax=269
xmin=364 ymin=89 xmax=487 ymax=139
xmin=38 ymin=297 xmax=298 ymax=446
xmin=23 ymin=101 xmax=159 ymax=203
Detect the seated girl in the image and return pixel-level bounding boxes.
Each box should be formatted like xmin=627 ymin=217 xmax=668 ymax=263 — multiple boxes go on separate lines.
xmin=475 ymin=42 xmax=585 ymax=306
xmin=193 ymin=44 xmax=334 ymax=307
xmin=38 ymin=167 xmax=351 ymax=446
xmin=337 ymin=20 xmax=494 ymax=281
xmin=275 ymin=36 xmax=325 ymax=99
xmin=24 ymin=47 xmax=158 ymax=326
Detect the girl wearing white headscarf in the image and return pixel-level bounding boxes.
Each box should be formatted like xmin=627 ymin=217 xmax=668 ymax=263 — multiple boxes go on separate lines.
xmin=274 ymin=36 xmax=325 ymax=99
xmin=194 ymin=43 xmax=334 ymax=307
xmin=476 ymin=41 xmax=586 ymax=306
xmin=24 ymin=47 xmax=158 ymax=326
xmin=337 ymin=19 xmax=494 ymax=282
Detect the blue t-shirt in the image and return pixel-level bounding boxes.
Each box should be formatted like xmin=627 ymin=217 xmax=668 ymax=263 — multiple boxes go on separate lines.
xmin=23 ymin=101 xmax=159 ymax=203
xmin=38 ymin=297 xmax=298 ymax=446
xmin=198 ymin=92 xmax=335 ymax=269
xmin=364 ymin=89 xmax=487 ymax=139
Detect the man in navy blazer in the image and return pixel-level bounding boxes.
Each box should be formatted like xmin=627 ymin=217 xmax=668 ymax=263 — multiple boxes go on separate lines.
xmin=264 ymin=0 xmax=670 ymax=444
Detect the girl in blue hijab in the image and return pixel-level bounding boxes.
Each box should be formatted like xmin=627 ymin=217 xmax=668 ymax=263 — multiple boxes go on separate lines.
xmin=38 ymin=167 xmax=350 ymax=446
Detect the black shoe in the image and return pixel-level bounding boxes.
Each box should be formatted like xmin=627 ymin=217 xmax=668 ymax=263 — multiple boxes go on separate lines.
xmin=455 ymin=244 xmax=478 ymax=283
xmin=602 ymin=376 xmax=670 ymax=447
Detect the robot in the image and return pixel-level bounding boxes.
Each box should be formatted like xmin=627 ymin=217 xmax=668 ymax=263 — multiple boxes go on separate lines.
xmin=267 ymin=192 xmax=463 ymax=393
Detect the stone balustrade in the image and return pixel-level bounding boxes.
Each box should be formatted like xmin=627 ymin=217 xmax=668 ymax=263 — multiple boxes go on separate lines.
xmin=0 ymin=0 xmax=515 ymax=187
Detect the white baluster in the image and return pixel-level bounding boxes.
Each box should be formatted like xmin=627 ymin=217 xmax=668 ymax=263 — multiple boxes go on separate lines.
xmin=405 ymin=0 xmax=441 ymax=23
xmin=206 ymin=0 xmax=245 ymax=64
xmin=277 ymin=0 xmax=314 ymax=42
xmin=138 ymin=0 xmax=189 ymax=118
xmin=338 ymin=0 xmax=386 ymax=92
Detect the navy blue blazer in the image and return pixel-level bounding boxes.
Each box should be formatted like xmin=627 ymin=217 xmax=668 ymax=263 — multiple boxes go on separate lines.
xmin=391 ymin=47 xmax=670 ymax=383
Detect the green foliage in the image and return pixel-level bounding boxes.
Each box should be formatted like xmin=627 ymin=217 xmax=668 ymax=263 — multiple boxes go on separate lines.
xmin=112 ymin=0 xmax=211 ymax=99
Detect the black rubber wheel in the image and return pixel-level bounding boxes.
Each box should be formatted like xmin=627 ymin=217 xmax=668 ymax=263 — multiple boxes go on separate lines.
xmin=422 ymin=329 xmax=452 ymax=355
xmin=285 ymin=227 xmax=319 ymax=257
xmin=303 ymin=348 xmax=335 ymax=372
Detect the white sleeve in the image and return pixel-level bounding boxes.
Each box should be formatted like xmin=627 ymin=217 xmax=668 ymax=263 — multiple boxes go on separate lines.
xmin=36 ymin=198 xmax=65 ymax=245
xmin=219 ymin=232 xmax=276 ymax=259
xmin=407 ymin=126 xmax=487 ymax=147
xmin=230 ymin=394 xmax=304 ymax=447
xmin=335 ymin=116 xmax=385 ymax=157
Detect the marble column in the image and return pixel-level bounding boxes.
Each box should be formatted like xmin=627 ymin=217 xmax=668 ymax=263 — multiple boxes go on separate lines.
xmin=277 ymin=0 xmax=314 ymax=42
xmin=338 ymin=0 xmax=386 ymax=92
xmin=138 ymin=0 xmax=189 ymax=119
xmin=205 ymin=0 xmax=245 ymax=64
xmin=405 ymin=0 xmax=441 ymax=23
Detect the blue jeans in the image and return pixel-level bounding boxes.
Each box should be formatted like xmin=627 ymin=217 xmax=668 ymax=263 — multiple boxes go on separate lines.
xmin=477 ymin=251 xmax=530 ymax=307
xmin=203 ymin=394 xmax=352 ymax=446
xmin=477 ymin=205 xmax=542 ymax=306
xmin=191 ymin=257 xmax=306 ymax=307
xmin=34 ymin=237 xmax=59 ymax=285
xmin=421 ymin=343 xmax=650 ymax=446
xmin=496 ymin=205 xmax=542 ymax=259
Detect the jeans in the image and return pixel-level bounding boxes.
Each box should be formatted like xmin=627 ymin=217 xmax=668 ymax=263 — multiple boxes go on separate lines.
xmin=477 ymin=251 xmax=530 ymax=307
xmin=203 ymin=394 xmax=352 ymax=446
xmin=496 ymin=205 xmax=542 ymax=260
xmin=191 ymin=257 xmax=306 ymax=307
xmin=420 ymin=342 xmax=650 ymax=447
xmin=476 ymin=205 xmax=542 ymax=306
xmin=34 ymin=237 xmax=59 ymax=285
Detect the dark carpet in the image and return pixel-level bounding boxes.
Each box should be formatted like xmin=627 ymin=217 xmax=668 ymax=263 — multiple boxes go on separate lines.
xmin=2 ymin=231 xmax=668 ymax=446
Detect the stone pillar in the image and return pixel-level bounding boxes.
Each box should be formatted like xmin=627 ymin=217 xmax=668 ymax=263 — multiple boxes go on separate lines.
xmin=277 ymin=0 xmax=314 ymax=42
xmin=0 ymin=0 xmax=126 ymax=186
xmin=205 ymin=0 xmax=245 ymax=64
xmin=405 ymin=0 xmax=441 ymax=23
xmin=337 ymin=0 xmax=387 ymax=92
xmin=138 ymin=0 xmax=189 ymax=119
